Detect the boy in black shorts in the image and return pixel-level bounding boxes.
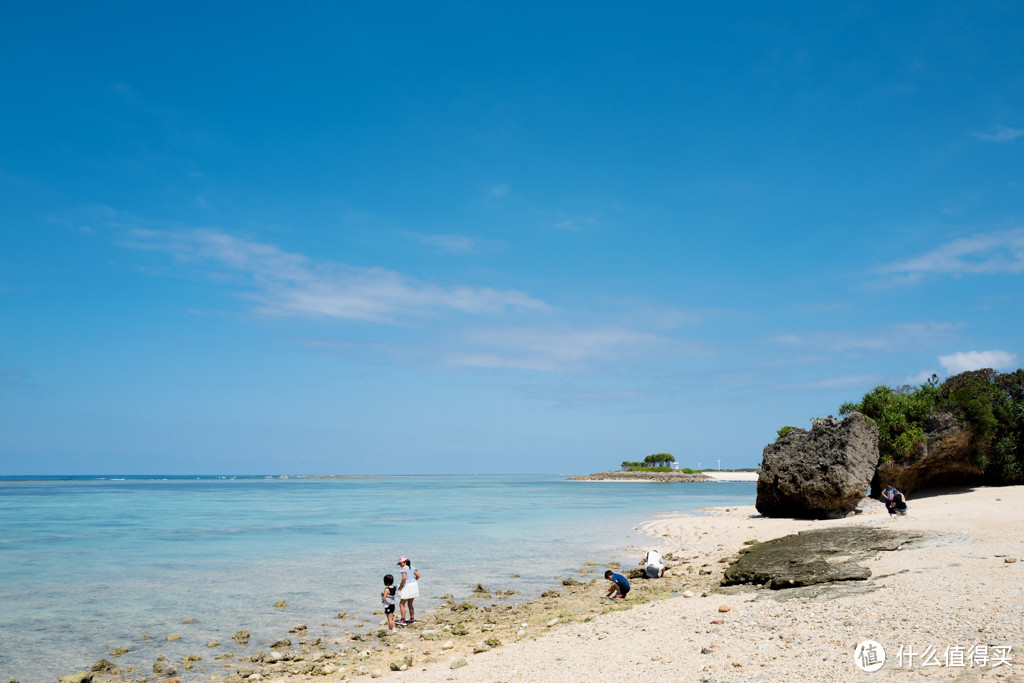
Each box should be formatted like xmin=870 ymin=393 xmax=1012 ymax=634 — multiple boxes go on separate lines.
xmin=381 ymin=574 xmax=397 ymax=632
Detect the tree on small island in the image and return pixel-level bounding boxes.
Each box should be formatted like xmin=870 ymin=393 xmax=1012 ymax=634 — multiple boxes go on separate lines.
xmin=620 ymin=453 xmax=687 ymax=472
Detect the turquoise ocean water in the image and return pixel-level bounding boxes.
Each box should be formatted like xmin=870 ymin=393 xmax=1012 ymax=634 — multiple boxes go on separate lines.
xmin=0 ymin=475 xmax=755 ymax=681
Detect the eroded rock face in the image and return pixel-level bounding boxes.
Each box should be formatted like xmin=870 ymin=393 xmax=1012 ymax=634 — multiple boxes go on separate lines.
xmin=756 ymin=412 xmax=880 ymax=519
xmin=873 ymin=412 xmax=981 ymax=494
xmin=722 ymin=527 xmax=930 ymax=589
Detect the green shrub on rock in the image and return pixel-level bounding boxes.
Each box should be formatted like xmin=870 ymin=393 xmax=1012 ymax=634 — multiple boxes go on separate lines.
xmin=839 ymin=369 xmax=1024 ymax=483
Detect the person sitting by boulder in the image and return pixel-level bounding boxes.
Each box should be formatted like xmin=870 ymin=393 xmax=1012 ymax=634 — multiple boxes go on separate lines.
xmin=881 ymin=483 xmax=897 ymax=508
xmin=890 ymin=489 xmax=908 ymax=516
xmin=882 ymin=484 xmax=908 ymax=516
xmin=640 ymin=549 xmax=665 ymax=578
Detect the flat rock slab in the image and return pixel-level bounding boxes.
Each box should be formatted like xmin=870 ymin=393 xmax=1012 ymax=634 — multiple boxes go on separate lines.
xmin=722 ymin=526 xmax=932 ymax=590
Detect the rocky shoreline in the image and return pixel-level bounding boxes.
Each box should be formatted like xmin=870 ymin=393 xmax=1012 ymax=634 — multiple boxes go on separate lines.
xmin=53 ymin=548 xmax=728 ymax=683
xmin=567 ymin=471 xmax=714 ymax=482
xmin=48 ymin=486 xmax=1024 ymax=682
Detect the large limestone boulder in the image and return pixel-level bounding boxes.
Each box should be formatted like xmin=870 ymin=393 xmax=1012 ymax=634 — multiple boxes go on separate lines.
xmin=872 ymin=412 xmax=981 ymax=494
xmin=756 ymin=412 xmax=880 ymax=518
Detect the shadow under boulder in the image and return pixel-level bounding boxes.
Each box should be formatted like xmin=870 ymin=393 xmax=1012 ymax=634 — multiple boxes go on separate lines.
xmin=721 ymin=526 xmax=932 ymax=590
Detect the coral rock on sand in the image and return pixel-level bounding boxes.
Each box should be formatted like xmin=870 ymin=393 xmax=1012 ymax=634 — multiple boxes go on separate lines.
xmin=756 ymin=412 xmax=879 ymax=518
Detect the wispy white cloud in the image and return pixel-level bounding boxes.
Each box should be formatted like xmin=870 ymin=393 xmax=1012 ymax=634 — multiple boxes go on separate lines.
xmin=974 ymin=126 xmax=1024 ymax=143
xmin=402 ymin=232 xmax=498 ymax=255
xmin=906 ymin=369 xmax=939 ymax=385
xmin=442 ymin=324 xmax=697 ymax=372
xmin=487 ymin=183 xmax=510 ymax=198
xmin=767 ymin=321 xmax=960 ymax=353
xmin=939 ymin=350 xmax=1019 ymax=374
xmin=776 ymin=374 xmax=882 ymax=392
xmin=124 ymin=228 xmax=549 ymax=323
xmin=552 ymin=216 xmax=596 ymax=231
xmin=877 ymin=228 xmax=1024 ymax=283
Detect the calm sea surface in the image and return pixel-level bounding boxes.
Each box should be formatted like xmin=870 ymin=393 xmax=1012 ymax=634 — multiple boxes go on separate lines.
xmin=0 ymin=475 xmax=755 ymax=681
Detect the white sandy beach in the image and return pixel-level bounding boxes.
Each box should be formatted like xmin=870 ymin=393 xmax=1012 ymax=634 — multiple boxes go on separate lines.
xmin=394 ymin=486 xmax=1024 ymax=682
xmin=702 ymin=470 xmax=760 ymax=481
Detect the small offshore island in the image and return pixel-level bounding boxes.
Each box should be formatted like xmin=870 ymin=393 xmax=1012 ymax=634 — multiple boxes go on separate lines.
xmin=567 ymin=470 xmax=714 ymax=482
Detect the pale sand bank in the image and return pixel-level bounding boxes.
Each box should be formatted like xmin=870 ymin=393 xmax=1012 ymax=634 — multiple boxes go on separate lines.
xmin=702 ymin=470 xmax=759 ymax=481
xmin=397 ymin=486 xmax=1024 ymax=682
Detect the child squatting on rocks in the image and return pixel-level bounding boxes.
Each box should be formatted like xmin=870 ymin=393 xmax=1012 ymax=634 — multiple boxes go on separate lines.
xmin=604 ymin=569 xmax=631 ymax=599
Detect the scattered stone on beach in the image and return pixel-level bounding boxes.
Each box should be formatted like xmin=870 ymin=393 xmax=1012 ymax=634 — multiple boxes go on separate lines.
xmin=450 ymin=658 xmax=468 ymax=669
xmin=109 ymin=647 xmax=132 ymax=657
xmin=58 ymin=673 xmax=93 ymax=683
xmin=718 ymin=605 xmax=731 ymax=613
xmin=273 ymin=600 xmax=287 ymax=608
xmin=541 ymin=589 xmax=560 ymax=598
xmin=336 ymin=611 xmax=347 ymax=619
xmin=180 ymin=655 xmax=202 ymax=670
xmin=152 ymin=656 xmax=180 ymax=678
xmin=1005 ymin=557 xmax=1018 ymax=563
xmin=546 ymin=618 xmax=559 ymax=627
xmin=442 ymin=640 xmax=454 ymax=650
xmin=756 ymin=412 xmax=880 ymax=518
xmin=90 ymin=659 xmax=119 ymax=674
xmin=183 ymin=618 xmax=196 ymax=624
xmin=472 ymin=583 xmax=490 ymax=594
xmin=370 ymin=669 xmax=383 ymax=678
xmin=232 ymin=630 xmax=250 ymax=645
xmin=473 ymin=641 xmax=491 ymax=654
xmin=389 ymin=655 xmax=413 ymax=671
xmin=206 ymin=640 xmax=220 ymax=648
xmin=682 ymin=590 xmax=695 ymax=598
xmin=451 ymin=624 xmax=468 ymax=636
xmin=288 ymin=623 xmax=307 ymax=633
xmin=165 ymin=635 xmax=181 ymax=641
xmin=722 ymin=526 xmax=933 ymax=589
xmin=270 ymin=638 xmax=291 ymax=651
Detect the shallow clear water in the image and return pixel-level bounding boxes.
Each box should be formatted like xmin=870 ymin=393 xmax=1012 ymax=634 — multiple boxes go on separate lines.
xmin=0 ymin=475 xmax=755 ymax=681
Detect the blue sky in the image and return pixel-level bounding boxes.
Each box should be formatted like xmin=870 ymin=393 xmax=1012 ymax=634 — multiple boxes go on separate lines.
xmin=2 ymin=2 xmax=1023 ymax=475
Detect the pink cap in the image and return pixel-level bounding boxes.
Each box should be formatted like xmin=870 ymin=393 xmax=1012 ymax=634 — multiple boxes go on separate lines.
xmin=397 ymin=555 xmax=408 ymax=565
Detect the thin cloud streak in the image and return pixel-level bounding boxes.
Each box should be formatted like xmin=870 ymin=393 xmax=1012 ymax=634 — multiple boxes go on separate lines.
xmin=877 ymin=228 xmax=1024 ymax=283
xmin=443 ymin=325 xmax=703 ymax=372
xmin=776 ymin=373 xmax=882 ymax=392
xmin=767 ymin=322 xmax=960 ymax=353
xmin=939 ymin=350 xmax=1019 ymax=374
xmin=974 ymin=126 xmax=1024 ymax=142
xmin=402 ymin=232 xmax=499 ymax=255
xmin=124 ymin=228 xmax=549 ymax=323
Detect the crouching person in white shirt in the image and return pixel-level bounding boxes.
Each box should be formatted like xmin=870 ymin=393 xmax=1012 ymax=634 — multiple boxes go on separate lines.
xmin=641 ymin=549 xmax=665 ymax=578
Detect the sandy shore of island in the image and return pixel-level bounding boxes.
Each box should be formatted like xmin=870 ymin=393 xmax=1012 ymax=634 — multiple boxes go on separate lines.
xmin=701 ymin=470 xmax=759 ymax=481
xmin=375 ymin=486 xmax=1024 ymax=683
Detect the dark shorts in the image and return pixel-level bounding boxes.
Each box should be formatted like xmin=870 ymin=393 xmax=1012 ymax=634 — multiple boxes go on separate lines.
xmin=384 ymin=604 xmax=395 ymax=615
xmin=616 ymin=582 xmax=630 ymax=596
